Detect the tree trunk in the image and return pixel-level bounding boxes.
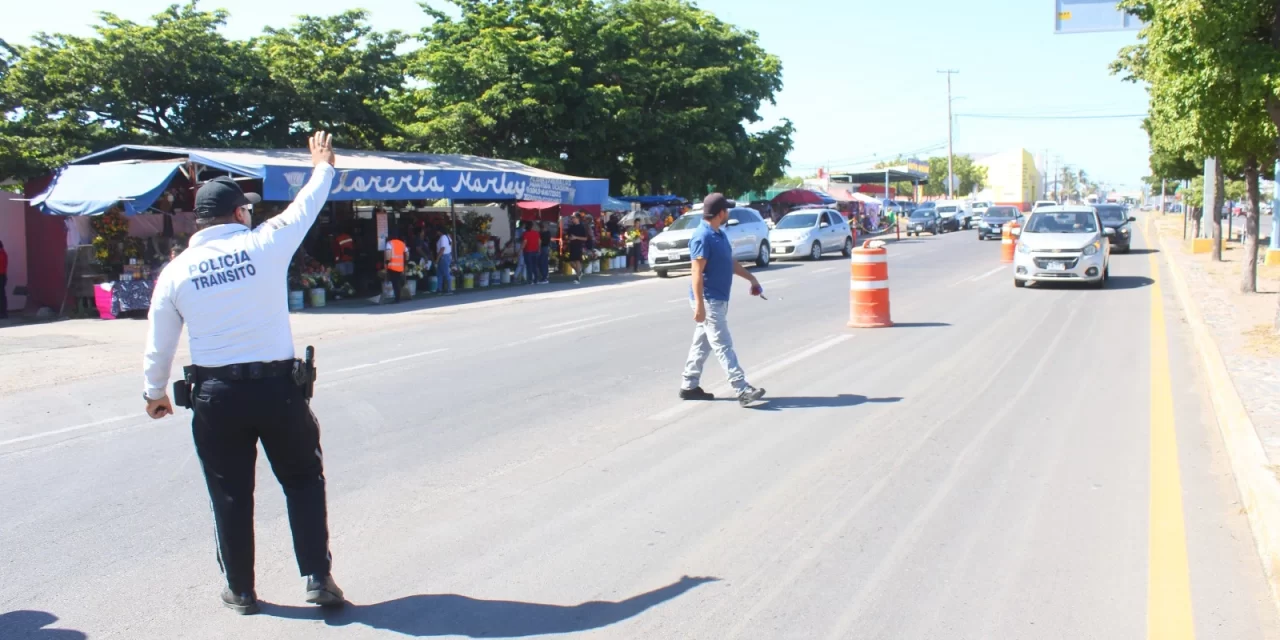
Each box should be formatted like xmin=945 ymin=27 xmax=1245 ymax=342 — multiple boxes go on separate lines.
xmin=1212 ymin=159 xmax=1225 ymax=261
xmin=1243 ymin=156 xmax=1261 ymax=293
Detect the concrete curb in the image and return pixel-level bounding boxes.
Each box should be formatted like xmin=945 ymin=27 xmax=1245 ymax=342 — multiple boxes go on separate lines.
xmin=1153 ymin=219 xmax=1280 ymax=612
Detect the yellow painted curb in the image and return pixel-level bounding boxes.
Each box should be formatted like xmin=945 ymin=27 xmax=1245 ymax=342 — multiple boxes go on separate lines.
xmin=1153 ymin=217 xmax=1280 ymax=615
xmin=1265 ymin=249 xmax=1280 ymax=267
xmin=1188 ymin=237 xmax=1214 ymax=254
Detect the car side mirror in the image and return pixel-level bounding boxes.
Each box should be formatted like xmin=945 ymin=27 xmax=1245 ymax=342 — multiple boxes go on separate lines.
xmin=1011 ymin=227 xmax=1022 ymax=237
xmin=1104 ymin=228 xmax=1116 ymax=236
xmin=1128 ymin=216 xmax=1136 ymax=222
xmin=727 ymin=218 xmax=740 ymax=226
xmin=820 ymin=222 xmax=830 ymax=228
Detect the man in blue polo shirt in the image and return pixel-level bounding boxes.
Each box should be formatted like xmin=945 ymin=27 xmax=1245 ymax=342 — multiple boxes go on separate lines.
xmin=680 ymin=193 xmax=766 ymax=406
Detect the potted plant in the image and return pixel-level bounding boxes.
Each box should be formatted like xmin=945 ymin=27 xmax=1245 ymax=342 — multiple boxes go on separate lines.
xmin=403 ymin=260 xmax=426 ymax=296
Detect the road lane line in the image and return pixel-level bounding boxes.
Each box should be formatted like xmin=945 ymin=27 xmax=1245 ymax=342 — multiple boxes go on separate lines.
xmin=648 ymin=334 xmax=853 ymax=421
xmin=812 ymin=267 xmax=837 ymax=275
xmin=330 ymin=363 xmax=377 ymax=374
xmin=1146 ymin=247 xmax=1197 ymax=640
xmin=971 ymin=266 xmax=1005 ymax=281
xmin=504 ymin=314 xmax=645 ymax=348
xmin=757 ymin=278 xmax=788 ymax=286
xmin=377 ymin=348 xmax=450 ymax=364
xmin=540 ymin=315 xmax=608 ymax=330
xmin=0 ymin=414 xmax=135 ymax=448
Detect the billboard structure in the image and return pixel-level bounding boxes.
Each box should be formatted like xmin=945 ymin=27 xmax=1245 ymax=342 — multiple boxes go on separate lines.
xmin=1055 ymin=0 xmax=1143 ymax=33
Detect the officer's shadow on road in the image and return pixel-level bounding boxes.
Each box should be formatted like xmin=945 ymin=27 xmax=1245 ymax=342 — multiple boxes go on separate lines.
xmin=0 ymin=610 xmax=87 ymax=639
xmin=261 ymin=575 xmax=718 ymax=637
xmin=748 ymin=394 xmax=903 ymax=411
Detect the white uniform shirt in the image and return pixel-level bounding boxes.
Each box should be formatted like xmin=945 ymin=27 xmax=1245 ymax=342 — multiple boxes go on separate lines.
xmin=142 ymin=163 xmax=336 ymax=398
xmin=437 ymin=233 xmax=452 ymax=257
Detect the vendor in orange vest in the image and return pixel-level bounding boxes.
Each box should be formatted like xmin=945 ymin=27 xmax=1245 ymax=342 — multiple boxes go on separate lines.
xmin=332 ymin=230 xmax=355 ymax=276
xmin=384 ymin=230 xmax=407 ymax=304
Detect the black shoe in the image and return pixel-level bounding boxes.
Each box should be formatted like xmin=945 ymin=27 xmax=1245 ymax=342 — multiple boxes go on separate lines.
xmin=679 ymin=387 xmax=715 ymax=401
xmin=737 ymin=386 xmax=766 ymax=406
xmin=305 ymin=574 xmax=346 ymax=608
xmin=221 ymin=588 xmax=260 ymax=615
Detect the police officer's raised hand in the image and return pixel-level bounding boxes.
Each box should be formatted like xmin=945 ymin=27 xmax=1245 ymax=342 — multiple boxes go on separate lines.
xmin=146 ymin=395 xmax=174 ymax=420
xmin=310 ymin=131 xmax=335 ymax=167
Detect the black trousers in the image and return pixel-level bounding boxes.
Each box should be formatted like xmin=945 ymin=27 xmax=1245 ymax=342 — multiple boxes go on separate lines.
xmin=388 ymin=271 xmax=404 ymax=302
xmin=191 ymin=375 xmax=331 ymax=594
xmin=0 ymin=273 xmax=7 ymax=318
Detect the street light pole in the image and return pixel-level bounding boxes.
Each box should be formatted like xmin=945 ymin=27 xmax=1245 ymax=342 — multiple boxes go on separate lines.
xmin=939 ymin=69 xmax=959 ymax=198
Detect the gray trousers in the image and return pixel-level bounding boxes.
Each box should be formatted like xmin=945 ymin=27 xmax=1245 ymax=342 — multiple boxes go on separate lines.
xmin=682 ymin=298 xmax=748 ymax=393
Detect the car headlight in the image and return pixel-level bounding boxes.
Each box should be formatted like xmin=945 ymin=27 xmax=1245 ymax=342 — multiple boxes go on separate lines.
xmin=1119 ymin=225 xmax=1131 ymax=235
xmin=1017 ymin=242 xmax=1032 ymax=254
xmin=1083 ymin=240 xmax=1101 ymax=256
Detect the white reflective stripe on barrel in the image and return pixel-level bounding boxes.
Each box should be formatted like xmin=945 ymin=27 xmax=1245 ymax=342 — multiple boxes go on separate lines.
xmin=850 ymin=280 xmax=890 ymax=290
xmin=849 ymin=253 xmax=888 ymax=264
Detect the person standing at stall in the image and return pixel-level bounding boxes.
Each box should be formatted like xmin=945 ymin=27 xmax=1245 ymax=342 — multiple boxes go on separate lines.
xmin=0 ymin=240 xmax=8 ymax=319
xmin=538 ymin=222 xmax=553 ymax=284
xmin=385 ymin=231 xmax=407 ymax=303
xmin=141 ymin=131 xmax=345 ymax=615
xmin=565 ymin=213 xmax=589 ymax=284
xmin=520 ymin=221 xmax=542 ymax=286
xmin=435 ymin=229 xmax=454 ymax=295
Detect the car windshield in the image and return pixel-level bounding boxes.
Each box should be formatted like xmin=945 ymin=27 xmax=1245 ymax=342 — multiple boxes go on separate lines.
xmin=666 ymin=214 xmax=703 ymax=231
xmin=1025 ymin=212 xmax=1098 ymax=234
xmin=910 ymin=211 xmax=935 ymax=219
xmin=917 ymin=202 xmax=935 ymax=209
xmin=938 ymin=206 xmax=957 ymax=213
xmin=974 ymin=203 xmax=990 ymax=208
xmin=776 ymin=213 xmax=819 ymax=229
xmin=1096 ymin=206 xmax=1127 ymax=222
xmin=986 ymin=207 xmax=1016 ymax=217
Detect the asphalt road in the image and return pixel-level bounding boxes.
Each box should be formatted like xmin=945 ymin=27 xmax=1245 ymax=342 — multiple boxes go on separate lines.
xmin=4 ymin=219 xmax=1280 ymax=639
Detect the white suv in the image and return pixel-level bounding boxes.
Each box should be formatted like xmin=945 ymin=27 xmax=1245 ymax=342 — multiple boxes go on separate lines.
xmin=650 ymin=208 xmax=772 ymax=278
xmin=1013 ymin=205 xmax=1112 ymax=288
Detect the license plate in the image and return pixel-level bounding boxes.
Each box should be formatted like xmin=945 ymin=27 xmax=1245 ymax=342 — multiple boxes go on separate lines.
xmin=914 ymin=225 xmax=923 ymax=230
xmin=773 ymin=247 xmax=785 ymax=254
xmin=678 ymin=253 xmax=689 ymax=261
xmin=1047 ymin=262 xmax=1066 ymax=271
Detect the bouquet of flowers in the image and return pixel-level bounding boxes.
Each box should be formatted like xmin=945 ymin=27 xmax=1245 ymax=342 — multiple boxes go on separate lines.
xmin=299 ymin=261 xmax=333 ymax=290
xmin=329 ymin=271 xmax=356 ymax=299
xmin=404 ymin=260 xmax=427 ymax=280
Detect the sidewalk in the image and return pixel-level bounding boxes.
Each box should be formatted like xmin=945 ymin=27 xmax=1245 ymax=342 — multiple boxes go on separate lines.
xmin=1153 ymin=215 xmax=1280 ymax=463
xmin=0 ymin=268 xmax=659 ymax=396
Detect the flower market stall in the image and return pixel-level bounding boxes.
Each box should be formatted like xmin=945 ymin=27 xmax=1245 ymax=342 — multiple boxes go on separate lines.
xmin=30 ymin=144 xmax=610 ymax=313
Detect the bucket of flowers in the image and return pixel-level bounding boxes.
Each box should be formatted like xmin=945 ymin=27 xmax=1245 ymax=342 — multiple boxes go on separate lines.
xmin=300 ymin=262 xmax=333 ymax=307
xmin=403 ymin=260 xmax=426 ymax=296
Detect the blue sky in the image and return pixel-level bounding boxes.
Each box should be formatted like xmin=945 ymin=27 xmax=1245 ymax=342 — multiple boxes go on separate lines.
xmin=3 ymin=0 xmax=1151 ymax=191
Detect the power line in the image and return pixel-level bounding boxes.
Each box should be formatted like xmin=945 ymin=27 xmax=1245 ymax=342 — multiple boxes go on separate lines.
xmin=955 ymin=113 xmax=1146 ymax=120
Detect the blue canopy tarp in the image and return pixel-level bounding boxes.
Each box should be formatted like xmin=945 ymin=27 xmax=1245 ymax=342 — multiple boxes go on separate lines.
xmin=617 ymin=195 xmax=689 ymax=206
xmin=69 ymin=145 xmax=610 ymax=206
xmin=32 ymin=162 xmax=184 ymax=216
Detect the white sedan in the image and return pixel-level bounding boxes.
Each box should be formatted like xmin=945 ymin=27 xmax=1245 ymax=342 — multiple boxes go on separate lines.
xmin=768 ymin=209 xmax=855 ymax=260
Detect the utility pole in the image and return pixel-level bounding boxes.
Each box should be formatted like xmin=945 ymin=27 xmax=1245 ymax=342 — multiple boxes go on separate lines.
xmin=938 ymin=69 xmax=959 ymax=199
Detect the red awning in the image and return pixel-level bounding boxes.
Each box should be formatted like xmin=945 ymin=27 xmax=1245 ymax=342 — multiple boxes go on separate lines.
xmin=516 ymin=201 xmax=559 ymax=210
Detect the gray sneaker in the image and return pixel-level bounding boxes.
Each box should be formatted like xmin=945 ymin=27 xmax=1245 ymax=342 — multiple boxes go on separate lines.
xmin=737 ymin=386 xmax=766 ymax=406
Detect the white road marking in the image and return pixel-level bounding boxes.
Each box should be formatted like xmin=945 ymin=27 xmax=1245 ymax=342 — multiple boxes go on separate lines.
xmin=0 ymin=414 xmax=135 ymax=448
xmin=972 ymin=266 xmax=1006 ymax=281
xmin=758 ymin=278 xmax=788 ymax=286
xmin=812 ymin=267 xmax=837 ymax=275
xmin=668 ymin=297 xmax=690 ymax=304
xmin=648 ymin=334 xmax=854 ymax=422
xmin=330 ymin=363 xmax=378 ymax=374
xmin=377 ymin=348 xmax=450 ymax=365
xmin=540 ymin=315 xmax=609 ymax=330
xmin=504 ymin=314 xmax=645 ymax=348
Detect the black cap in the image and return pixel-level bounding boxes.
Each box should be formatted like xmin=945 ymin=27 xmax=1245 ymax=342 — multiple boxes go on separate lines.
xmin=703 ymin=193 xmax=734 ymax=218
xmin=195 ymin=176 xmax=261 ymax=218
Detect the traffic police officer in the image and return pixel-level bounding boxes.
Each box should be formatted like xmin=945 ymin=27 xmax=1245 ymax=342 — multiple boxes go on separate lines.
xmin=142 ymin=132 xmax=343 ymax=615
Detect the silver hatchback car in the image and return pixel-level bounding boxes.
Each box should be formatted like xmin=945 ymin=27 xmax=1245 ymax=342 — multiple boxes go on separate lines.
xmin=1013 ymin=206 xmax=1112 ymax=288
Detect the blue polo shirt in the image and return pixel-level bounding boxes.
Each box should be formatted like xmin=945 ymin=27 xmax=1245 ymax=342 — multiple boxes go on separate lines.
xmin=689 ymin=220 xmax=734 ymax=302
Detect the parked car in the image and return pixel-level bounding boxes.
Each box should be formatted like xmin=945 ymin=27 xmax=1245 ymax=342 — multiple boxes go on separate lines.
xmin=1032 ymin=200 xmax=1059 ymax=212
xmin=970 ymin=201 xmax=992 ymax=219
xmin=768 ymin=209 xmax=854 ymax=260
xmin=915 ymin=201 xmax=936 ymax=212
xmin=1093 ymin=204 xmax=1135 ymax=253
xmin=1013 ymin=206 xmax=1112 ymax=288
xmin=905 ymin=209 xmax=942 ymax=236
xmin=935 ymin=202 xmax=967 ymax=231
xmin=650 ymin=208 xmax=772 ymax=278
xmin=977 ymin=206 xmax=1023 ymax=240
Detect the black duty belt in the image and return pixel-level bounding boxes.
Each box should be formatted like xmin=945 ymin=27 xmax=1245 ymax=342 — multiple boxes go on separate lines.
xmin=190 ymin=360 xmax=297 ymax=381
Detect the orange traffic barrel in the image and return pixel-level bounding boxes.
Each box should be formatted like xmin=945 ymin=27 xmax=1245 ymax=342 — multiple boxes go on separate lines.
xmin=1000 ymin=222 xmax=1016 ymax=264
xmin=849 ymin=240 xmax=892 ymax=328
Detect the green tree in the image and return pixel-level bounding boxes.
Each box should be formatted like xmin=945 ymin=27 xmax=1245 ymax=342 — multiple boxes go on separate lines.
xmin=921 ymin=155 xmax=985 ymax=198
xmin=403 ymin=0 xmax=793 ymax=197
xmin=254 ymin=10 xmax=408 ymax=149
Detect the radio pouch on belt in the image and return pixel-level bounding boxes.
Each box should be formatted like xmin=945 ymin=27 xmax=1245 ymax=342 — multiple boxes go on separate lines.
xmin=173 ymin=368 xmax=194 ymax=409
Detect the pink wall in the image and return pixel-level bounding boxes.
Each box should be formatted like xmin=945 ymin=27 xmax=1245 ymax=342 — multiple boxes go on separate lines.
xmin=0 ymin=194 xmax=27 ymax=312
xmin=23 ymin=176 xmax=67 ymax=311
